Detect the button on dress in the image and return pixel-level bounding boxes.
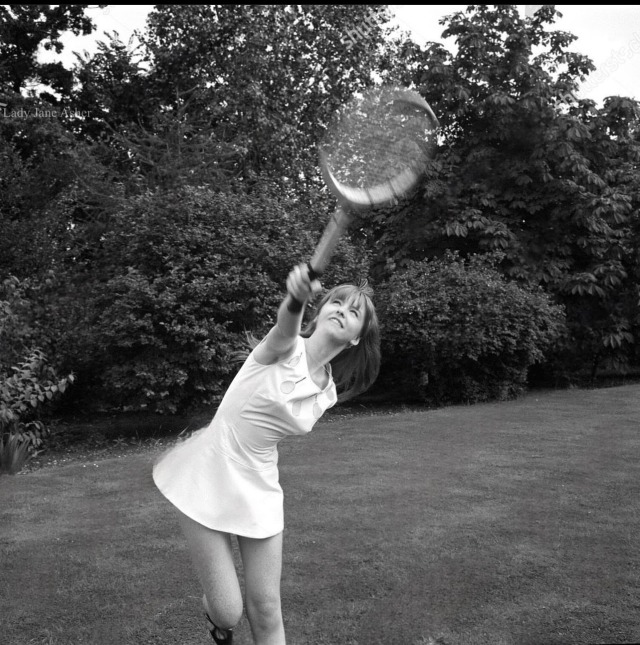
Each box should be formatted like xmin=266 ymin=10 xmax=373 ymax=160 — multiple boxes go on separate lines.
xmin=153 ymin=336 xmax=337 ymax=538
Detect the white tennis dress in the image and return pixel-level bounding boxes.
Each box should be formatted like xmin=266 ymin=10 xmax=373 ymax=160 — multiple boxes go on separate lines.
xmin=153 ymin=336 xmax=337 ymax=538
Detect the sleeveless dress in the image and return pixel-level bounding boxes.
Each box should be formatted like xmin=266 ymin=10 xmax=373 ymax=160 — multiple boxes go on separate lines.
xmin=152 ymin=336 xmax=338 ymax=538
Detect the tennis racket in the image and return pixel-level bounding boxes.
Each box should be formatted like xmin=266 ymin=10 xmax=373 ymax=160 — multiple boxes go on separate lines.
xmin=288 ymin=86 xmax=439 ymax=312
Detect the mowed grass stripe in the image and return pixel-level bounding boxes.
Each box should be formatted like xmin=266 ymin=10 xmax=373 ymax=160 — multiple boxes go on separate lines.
xmin=2 ymin=384 xmax=639 ymax=644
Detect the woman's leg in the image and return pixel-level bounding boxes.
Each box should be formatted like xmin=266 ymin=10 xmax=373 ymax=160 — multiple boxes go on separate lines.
xmin=237 ymin=532 xmax=286 ymax=645
xmin=177 ymin=510 xmax=244 ymax=631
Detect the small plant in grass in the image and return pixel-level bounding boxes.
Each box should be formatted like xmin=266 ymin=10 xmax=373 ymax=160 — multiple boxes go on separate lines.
xmin=0 ymin=433 xmax=30 ymax=475
xmin=0 ymin=349 xmax=75 ymax=475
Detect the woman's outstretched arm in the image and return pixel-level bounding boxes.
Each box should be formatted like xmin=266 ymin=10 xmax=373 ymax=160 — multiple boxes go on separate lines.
xmin=253 ymin=264 xmax=321 ymax=365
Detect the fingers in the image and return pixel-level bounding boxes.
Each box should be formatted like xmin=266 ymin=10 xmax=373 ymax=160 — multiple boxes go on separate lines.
xmin=286 ymin=264 xmax=322 ymax=305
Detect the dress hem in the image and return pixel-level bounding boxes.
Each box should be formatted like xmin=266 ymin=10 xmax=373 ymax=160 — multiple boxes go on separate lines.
xmin=153 ymin=474 xmax=285 ymax=539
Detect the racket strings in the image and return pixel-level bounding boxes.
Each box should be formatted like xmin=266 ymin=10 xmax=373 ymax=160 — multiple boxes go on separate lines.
xmin=322 ymin=88 xmax=437 ymax=199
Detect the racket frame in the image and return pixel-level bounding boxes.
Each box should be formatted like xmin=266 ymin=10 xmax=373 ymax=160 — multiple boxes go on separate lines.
xmin=287 ymin=89 xmax=438 ymax=313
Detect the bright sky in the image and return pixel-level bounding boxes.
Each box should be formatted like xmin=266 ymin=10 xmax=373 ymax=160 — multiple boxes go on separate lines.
xmin=392 ymin=5 xmax=640 ymax=104
xmin=53 ymin=5 xmax=640 ymax=105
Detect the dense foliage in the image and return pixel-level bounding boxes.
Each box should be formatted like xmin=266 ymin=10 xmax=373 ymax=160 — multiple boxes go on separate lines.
xmin=64 ymin=186 xmax=369 ymax=412
xmin=0 ymin=4 xmax=638 ymax=443
xmin=0 ymin=4 xmax=102 ymax=98
xmin=370 ymin=5 xmax=640 ymax=378
xmin=0 ymin=276 xmax=74 ymax=472
xmin=376 ymin=253 xmax=566 ymax=404
xmin=71 ymin=4 xmax=398 ymax=188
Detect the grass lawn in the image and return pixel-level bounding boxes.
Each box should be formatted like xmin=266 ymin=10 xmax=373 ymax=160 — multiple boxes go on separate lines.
xmin=2 ymin=384 xmax=640 ymax=645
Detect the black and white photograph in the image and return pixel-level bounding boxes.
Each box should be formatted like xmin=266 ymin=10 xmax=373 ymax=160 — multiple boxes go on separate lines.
xmin=1 ymin=5 xmax=639 ymax=644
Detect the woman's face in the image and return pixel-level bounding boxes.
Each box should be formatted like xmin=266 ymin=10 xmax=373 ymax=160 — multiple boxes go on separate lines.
xmin=315 ymin=293 xmax=365 ymax=346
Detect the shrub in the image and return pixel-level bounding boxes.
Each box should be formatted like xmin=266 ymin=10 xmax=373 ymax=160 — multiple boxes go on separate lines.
xmin=72 ymin=184 xmax=370 ymax=413
xmin=0 ymin=349 xmax=75 ymax=457
xmin=0 ymin=347 xmax=75 ymax=475
xmin=376 ymin=253 xmax=566 ymax=404
xmin=0 ymin=275 xmax=32 ymax=372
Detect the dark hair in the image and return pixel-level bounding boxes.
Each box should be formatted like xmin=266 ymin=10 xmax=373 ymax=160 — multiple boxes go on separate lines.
xmin=302 ymin=281 xmax=380 ymax=402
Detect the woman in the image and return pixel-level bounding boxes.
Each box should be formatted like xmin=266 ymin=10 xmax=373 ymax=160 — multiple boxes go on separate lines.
xmin=153 ymin=263 xmax=380 ymax=644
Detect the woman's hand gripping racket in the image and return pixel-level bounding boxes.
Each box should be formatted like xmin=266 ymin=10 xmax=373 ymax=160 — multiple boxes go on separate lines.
xmin=288 ymin=86 xmax=439 ymax=312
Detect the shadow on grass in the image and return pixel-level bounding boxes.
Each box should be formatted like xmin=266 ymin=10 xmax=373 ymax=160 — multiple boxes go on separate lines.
xmin=2 ymin=384 xmax=640 ymax=644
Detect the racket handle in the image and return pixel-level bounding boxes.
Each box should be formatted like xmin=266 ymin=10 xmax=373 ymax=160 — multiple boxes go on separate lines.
xmin=286 ymin=206 xmax=352 ymax=314
xmin=310 ymin=206 xmax=353 ymax=274
xmin=286 ymin=263 xmax=319 ymax=314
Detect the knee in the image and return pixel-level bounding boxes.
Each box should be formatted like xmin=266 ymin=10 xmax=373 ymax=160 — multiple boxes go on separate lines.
xmin=219 ymin=605 xmax=244 ymax=631
xmin=246 ymin=593 xmax=282 ymax=632
xmin=204 ymin=593 xmax=243 ymax=630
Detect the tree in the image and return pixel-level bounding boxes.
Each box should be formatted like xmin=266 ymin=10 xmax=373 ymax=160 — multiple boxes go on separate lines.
xmin=0 ymin=92 xmax=91 ymax=279
xmin=0 ymin=4 xmax=103 ymax=100
xmin=70 ymin=4 xmax=400 ymax=186
xmin=1 ymin=4 xmax=401 ymax=413
xmin=367 ymin=5 xmax=640 ymax=378
xmin=556 ymin=95 xmax=640 ymax=376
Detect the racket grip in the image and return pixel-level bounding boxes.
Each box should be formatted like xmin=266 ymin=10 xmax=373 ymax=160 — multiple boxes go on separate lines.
xmin=307 ymin=263 xmax=319 ymax=281
xmin=286 ymin=205 xmax=352 ymax=314
xmin=286 ymin=263 xmax=320 ymax=314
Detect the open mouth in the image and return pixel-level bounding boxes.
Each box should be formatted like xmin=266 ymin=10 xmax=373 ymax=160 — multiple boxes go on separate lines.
xmin=329 ymin=316 xmax=343 ymax=328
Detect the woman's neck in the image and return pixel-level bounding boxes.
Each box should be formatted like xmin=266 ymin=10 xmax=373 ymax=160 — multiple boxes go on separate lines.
xmin=304 ymin=334 xmax=344 ymax=373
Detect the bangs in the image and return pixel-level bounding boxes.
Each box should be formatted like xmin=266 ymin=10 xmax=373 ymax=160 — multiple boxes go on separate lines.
xmin=327 ymin=283 xmax=376 ymax=331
